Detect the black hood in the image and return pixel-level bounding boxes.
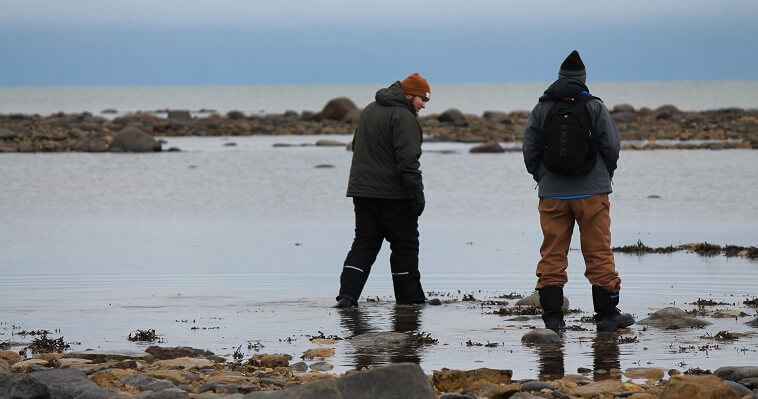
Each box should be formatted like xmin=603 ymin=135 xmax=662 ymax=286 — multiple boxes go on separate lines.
xmin=539 ymin=78 xmax=591 ymax=102
xmin=376 ymin=81 xmax=415 ymax=114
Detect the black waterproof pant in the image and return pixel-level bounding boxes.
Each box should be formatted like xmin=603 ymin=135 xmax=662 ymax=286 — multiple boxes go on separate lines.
xmin=337 ymin=197 xmax=425 ymax=304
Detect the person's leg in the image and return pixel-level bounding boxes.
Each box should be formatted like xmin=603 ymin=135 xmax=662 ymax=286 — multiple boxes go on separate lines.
xmin=380 ymin=198 xmax=425 ymax=304
xmin=536 ymin=198 xmax=575 ymax=330
xmin=337 ymin=198 xmax=384 ymax=306
xmin=573 ymin=195 xmax=633 ymax=331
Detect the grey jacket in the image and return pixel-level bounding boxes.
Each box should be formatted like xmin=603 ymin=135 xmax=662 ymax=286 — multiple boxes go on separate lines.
xmin=522 ymin=79 xmax=620 ymax=197
xmin=346 ymin=82 xmax=424 ymax=199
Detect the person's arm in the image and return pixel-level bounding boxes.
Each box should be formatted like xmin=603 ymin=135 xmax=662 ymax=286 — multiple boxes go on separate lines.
xmin=392 ymin=111 xmax=425 ymax=215
xmin=591 ymin=101 xmax=621 ymax=178
xmin=522 ymin=103 xmax=544 ymax=183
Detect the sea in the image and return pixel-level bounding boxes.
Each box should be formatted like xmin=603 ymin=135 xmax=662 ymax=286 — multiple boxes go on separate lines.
xmin=0 ymin=81 xmax=757 ymax=380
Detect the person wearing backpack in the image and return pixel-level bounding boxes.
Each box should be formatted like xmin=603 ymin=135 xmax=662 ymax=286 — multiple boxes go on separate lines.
xmin=522 ymin=50 xmax=634 ymax=333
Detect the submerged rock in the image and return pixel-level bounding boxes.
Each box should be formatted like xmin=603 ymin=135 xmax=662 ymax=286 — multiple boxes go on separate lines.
xmin=521 ymin=328 xmax=562 ymax=346
xmin=637 ymin=307 xmax=712 ymax=329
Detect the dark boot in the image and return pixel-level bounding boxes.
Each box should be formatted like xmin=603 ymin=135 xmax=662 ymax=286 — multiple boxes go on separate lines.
xmin=334 ymin=296 xmax=358 ymax=308
xmin=538 ymin=286 xmax=566 ymax=332
xmin=592 ymin=285 xmax=634 ymax=332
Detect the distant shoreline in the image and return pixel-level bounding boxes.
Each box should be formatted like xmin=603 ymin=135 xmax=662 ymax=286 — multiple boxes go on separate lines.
xmin=1 ymin=99 xmax=757 ymax=152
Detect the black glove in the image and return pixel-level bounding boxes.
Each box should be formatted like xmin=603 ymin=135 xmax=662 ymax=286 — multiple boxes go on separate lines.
xmin=414 ymin=192 xmax=425 ymax=217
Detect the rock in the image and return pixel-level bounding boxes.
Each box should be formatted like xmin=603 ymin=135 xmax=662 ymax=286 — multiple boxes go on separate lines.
xmin=571 ymin=379 xmax=626 ymax=398
xmin=302 ymin=348 xmax=335 ymax=360
xmin=349 ymin=332 xmax=409 ymax=350
xmin=101 ymin=109 xmax=118 ymax=114
xmin=0 ymin=359 xmax=9 ymax=377
xmin=66 ymin=349 xmax=153 ymax=362
xmin=11 ymin=359 xmax=50 ymax=372
xmin=722 ymin=380 xmax=752 ymax=396
xmin=739 ymin=377 xmax=758 ymax=389
xmin=613 ymin=104 xmax=636 ymax=113
xmin=320 ymin=97 xmax=358 ymax=121
xmin=309 ymin=361 xmax=333 ymax=372
xmin=315 ymin=139 xmax=346 ymax=147
xmin=290 ymin=362 xmax=308 ymax=372
xmin=440 ymin=393 xmax=476 ymax=399
xmin=745 ymin=317 xmax=758 ymax=327
xmin=432 ymin=367 xmax=512 ymax=392
xmin=145 ymin=370 xmax=194 ymax=385
xmin=260 ymin=377 xmax=286 ymax=387
xmin=637 ymin=307 xmax=712 ymax=328
xmin=252 ymin=354 xmax=292 ymax=368
xmin=713 ymin=366 xmax=758 ymax=382
xmin=469 ymin=141 xmax=505 ymax=153
xmin=154 ymin=357 xmax=213 ymax=370
xmin=145 ymin=346 xmax=197 ymax=360
xmin=521 ymin=380 xmax=556 ymax=391
xmin=625 ymin=367 xmax=665 ymax=380
xmin=510 ymin=393 xmax=543 ymax=399
xmin=521 ymin=328 xmax=562 ymax=345
xmin=141 ymin=391 xmax=190 ymax=399
xmin=3 ymin=368 xmax=119 ymax=398
xmin=0 ymin=350 xmax=22 ymax=365
xmin=0 ymin=127 xmax=18 ymax=139
xmin=109 ymin=126 xmax=162 ymax=152
xmin=89 ymin=368 xmax=137 ymax=390
xmin=482 ymin=111 xmax=510 ymax=123
xmin=124 ymin=373 xmax=178 ymax=392
xmin=660 ymin=374 xmax=741 ymax=399
xmin=246 ymin=363 xmax=436 ymax=399
xmin=204 ymin=371 xmax=255 ymax=385
xmin=438 ymin=109 xmax=467 ymax=125
xmin=227 ymin=110 xmax=246 ymax=120
xmin=515 ymin=291 xmax=570 ymax=312
xmin=167 ymin=110 xmax=191 ymax=121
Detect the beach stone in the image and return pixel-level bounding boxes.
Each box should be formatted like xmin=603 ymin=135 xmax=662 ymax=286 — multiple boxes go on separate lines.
xmin=154 ymin=356 xmax=214 ymax=370
xmin=613 ymin=104 xmax=636 ymax=113
xmin=0 ymin=359 xmax=9 ymax=377
xmin=252 ymin=353 xmax=292 ymax=368
xmin=320 ymin=97 xmax=358 ymax=121
xmin=521 ymin=380 xmax=556 ymax=391
xmin=141 ymin=391 xmax=190 ymax=399
xmin=637 ymin=307 xmax=712 ymax=328
xmin=90 ymin=368 xmax=138 ymax=390
xmin=723 ymin=380 xmax=752 ymax=396
xmin=438 ymin=109 xmax=467 ymax=125
xmin=260 ymin=377 xmax=286 ymax=387
xmin=314 ymin=139 xmax=346 ymax=147
xmin=145 ymin=369 xmax=193 ymax=385
xmin=109 ymin=126 xmax=162 ymax=152
xmin=469 ymin=141 xmax=505 ymax=153
xmin=432 ymin=367 xmax=512 ymax=392
xmin=302 ymin=348 xmax=335 ymax=360
xmin=11 ymin=359 xmax=50 ymax=372
xmin=57 ymin=358 xmax=93 ymax=369
xmin=309 ymin=361 xmax=333 ymax=372
xmin=660 ymin=374 xmax=740 ymax=399
xmin=66 ymin=349 xmax=153 ymax=362
xmin=515 ymin=291 xmax=570 ymax=312
xmin=0 ymin=350 xmax=22 ymax=365
xmin=746 ymin=317 xmax=758 ymax=327
xmin=482 ymin=110 xmax=510 ymax=123
xmin=145 ymin=346 xmax=197 ymax=360
xmin=167 ymin=110 xmax=191 ymax=121
xmin=739 ymin=377 xmax=758 ymax=389
xmin=290 ymin=362 xmax=308 ymax=372
xmin=714 ymin=366 xmax=758 ymax=382
xmin=439 ymin=393 xmax=475 ymax=399
xmin=570 ymin=379 xmax=626 ymax=398
xmin=124 ymin=373 xmax=179 ymax=392
xmin=205 ymin=371 xmax=257 ymax=385
xmin=510 ymin=393 xmax=542 ymax=399
xmin=246 ymin=363 xmax=436 ymax=399
xmin=349 ymin=331 xmax=408 ymax=350
xmin=19 ymin=368 xmax=118 ymax=398
xmin=521 ymin=328 xmax=562 ymax=345
xmin=0 ymin=373 xmax=50 ymax=399
xmin=625 ymin=367 xmax=665 ymax=380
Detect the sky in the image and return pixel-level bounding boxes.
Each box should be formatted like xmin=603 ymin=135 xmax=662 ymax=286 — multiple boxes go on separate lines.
xmin=1 ymin=0 xmax=757 ymax=86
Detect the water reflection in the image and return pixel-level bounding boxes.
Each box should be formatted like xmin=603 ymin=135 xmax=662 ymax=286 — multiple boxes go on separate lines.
xmin=536 ymin=344 xmax=565 ymax=381
xmin=338 ymin=305 xmax=424 ymax=370
xmin=592 ymin=333 xmax=621 ymax=381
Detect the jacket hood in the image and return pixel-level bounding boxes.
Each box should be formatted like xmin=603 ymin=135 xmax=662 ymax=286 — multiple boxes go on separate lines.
xmin=539 ymin=78 xmax=591 ymax=101
xmin=376 ymin=81 xmax=414 ymax=113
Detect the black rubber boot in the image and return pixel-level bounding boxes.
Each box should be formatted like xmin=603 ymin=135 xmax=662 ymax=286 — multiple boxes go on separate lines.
xmin=334 ymin=296 xmax=358 ymax=309
xmin=538 ymin=286 xmax=566 ymax=332
xmin=592 ymin=285 xmax=634 ymax=332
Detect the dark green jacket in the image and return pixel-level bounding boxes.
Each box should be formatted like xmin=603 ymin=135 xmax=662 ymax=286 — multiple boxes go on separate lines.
xmin=346 ymin=82 xmax=424 ymax=199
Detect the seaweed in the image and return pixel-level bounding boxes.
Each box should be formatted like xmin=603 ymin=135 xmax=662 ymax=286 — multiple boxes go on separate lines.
xmin=128 ymin=329 xmax=163 ymax=343
xmin=25 ymin=332 xmax=70 ymax=354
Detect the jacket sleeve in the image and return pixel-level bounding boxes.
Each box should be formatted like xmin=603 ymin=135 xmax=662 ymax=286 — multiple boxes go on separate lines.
xmin=392 ymin=111 xmax=424 ymax=195
xmin=590 ymin=101 xmax=621 ymax=178
xmin=522 ymin=103 xmax=544 ymax=183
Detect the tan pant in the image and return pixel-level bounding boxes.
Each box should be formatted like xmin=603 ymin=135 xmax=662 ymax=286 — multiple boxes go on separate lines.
xmin=535 ymin=194 xmax=621 ymax=291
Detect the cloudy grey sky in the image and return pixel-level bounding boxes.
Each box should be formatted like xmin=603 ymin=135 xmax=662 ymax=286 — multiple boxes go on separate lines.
xmin=1 ymin=0 xmax=757 ymax=86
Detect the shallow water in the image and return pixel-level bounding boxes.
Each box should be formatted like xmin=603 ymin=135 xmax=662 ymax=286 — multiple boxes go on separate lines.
xmin=1 ymin=136 xmax=757 ymax=378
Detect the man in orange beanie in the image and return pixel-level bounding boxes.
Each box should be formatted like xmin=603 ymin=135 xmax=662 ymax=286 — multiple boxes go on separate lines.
xmin=335 ymin=73 xmax=436 ymax=308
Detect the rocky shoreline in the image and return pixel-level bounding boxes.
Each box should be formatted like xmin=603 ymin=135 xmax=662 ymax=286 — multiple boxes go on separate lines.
xmin=2 ymin=297 xmax=757 ymax=398
xmin=1 ymin=98 xmax=757 ymax=152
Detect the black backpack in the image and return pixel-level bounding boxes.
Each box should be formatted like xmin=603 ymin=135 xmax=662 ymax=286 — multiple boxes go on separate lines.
xmin=541 ymin=94 xmax=599 ymax=176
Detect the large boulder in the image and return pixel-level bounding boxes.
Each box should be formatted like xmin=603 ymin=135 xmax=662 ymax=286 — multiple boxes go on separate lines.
xmin=438 ymin=108 xmax=467 ymax=125
xmin=469 ymin=141 xmax=505 ymax=153
xmin=245 ymin=363 xmax=436 ymax=399
xmin=109 ymin=126 xmax=162 ymax=152
xmin=0 ymin=368 xmax=119 ymax=398
xmin=637 ymin=307 xmax=711 ymax=329
xmin=320 ymin=97 xmax=358 ymax=121
xmin=660 ymin=374 xmax=741 ymax=399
